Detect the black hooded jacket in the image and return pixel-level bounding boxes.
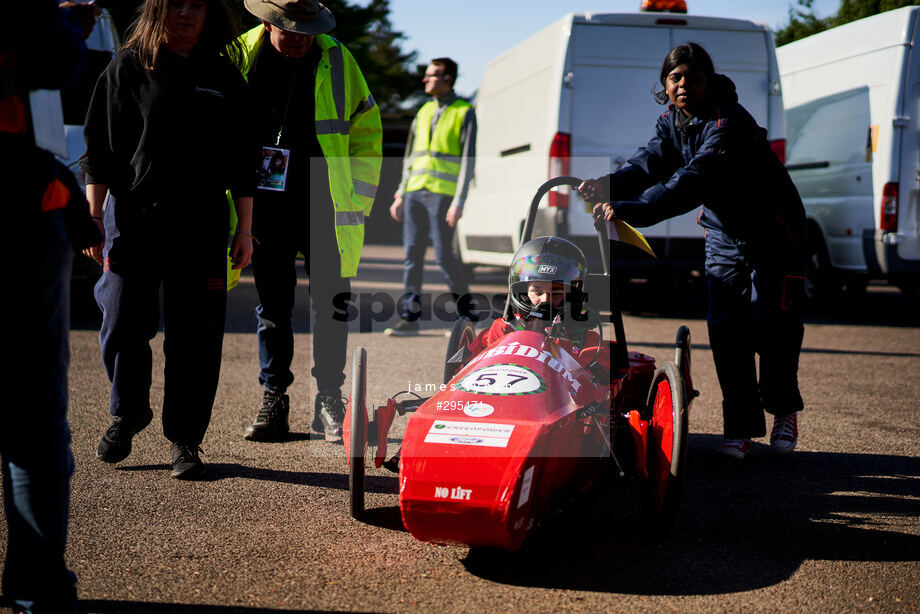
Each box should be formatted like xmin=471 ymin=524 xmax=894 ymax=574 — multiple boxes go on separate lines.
xmin=603 ymin=74 xmax=805 ymax=264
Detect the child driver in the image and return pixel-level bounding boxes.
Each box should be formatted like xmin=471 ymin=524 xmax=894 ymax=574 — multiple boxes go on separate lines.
xmin=466 ymin=236 xmax=610 ymax=372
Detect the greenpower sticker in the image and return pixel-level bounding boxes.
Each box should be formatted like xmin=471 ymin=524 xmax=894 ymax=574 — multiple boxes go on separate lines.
xmin=456 ymin=364 xmax=545 ymax=396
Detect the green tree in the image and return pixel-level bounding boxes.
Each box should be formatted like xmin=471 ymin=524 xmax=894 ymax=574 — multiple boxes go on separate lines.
xmin=835 ymin=0 xmax=919 ymax=25
xmin=776 ymin=0 xmax=920 ymax=46
xmin=775 ymin=0 xmax=833 ymax=47
xmin=98 ymin=0 xmax=421 ymax=113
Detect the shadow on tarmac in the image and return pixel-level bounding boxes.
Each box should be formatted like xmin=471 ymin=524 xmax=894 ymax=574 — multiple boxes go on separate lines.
xmin=461 ymin=433 xmax=920 ymax=595
xmin=115 ymin=462 xmax=399 ymax=493
xmin=79 ymin=603 xmax=336 ymax=613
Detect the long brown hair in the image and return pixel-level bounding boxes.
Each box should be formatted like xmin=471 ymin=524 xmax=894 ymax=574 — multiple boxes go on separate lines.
xmin=123 ymin=0 xmax=246 ymax=70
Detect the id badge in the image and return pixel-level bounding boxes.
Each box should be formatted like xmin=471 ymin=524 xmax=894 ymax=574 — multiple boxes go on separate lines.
xmin=257 ymin=146 xmax=291 ymax=192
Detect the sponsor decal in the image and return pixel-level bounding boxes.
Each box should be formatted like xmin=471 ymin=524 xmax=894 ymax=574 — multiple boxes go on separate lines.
xmin=456 ymin=364 xmax=545 ymax=396
xmin=462 ymin=402 xmax=495 ymax=418
xmin=466 ymin=340 xmax=586 ymax=393
xmin=434 ymin=486 xmax=473 ymax=501
xmin=425 ymin=420 xmax=515 ymax=448
xmin=538 ymin=264 xmax=558 ymax=274
xmin=518 ymin=465 xmax=535 ymax=508
xmin=449 ymin=436 xmax=484 ymax=444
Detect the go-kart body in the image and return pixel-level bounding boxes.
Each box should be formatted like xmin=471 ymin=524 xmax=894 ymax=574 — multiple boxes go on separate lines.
xmin=397 ymin=330 xmax=655 ymax=550
xmin=343 ymin=176 xmax=694 ymax=550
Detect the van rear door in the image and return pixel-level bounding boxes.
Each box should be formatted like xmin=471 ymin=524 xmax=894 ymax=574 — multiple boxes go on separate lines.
xmin=899 ymin=14 xmax=920 ymax=263
xmin=567 ymin=20 xmax=776 ymax=265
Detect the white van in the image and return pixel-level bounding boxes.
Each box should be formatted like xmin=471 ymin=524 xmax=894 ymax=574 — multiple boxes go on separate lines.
xmin=457 ymin=5 xmax=785 ymax=281
xmin=777 ymin=6 xmax=920 ymax=298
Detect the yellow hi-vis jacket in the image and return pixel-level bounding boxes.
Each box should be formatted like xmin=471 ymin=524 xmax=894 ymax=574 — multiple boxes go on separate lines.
xmin=405 ymin=98 xmax=471 ymax=197
xmin=239 ymin=26 xmax=382 ymax=277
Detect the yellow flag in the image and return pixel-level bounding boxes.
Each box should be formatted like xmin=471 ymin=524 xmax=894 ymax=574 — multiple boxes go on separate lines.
xmin=607 ymin=220 xmax=656 ymax=258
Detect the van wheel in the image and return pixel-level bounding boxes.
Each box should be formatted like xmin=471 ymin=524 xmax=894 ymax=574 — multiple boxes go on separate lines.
xmin=804 ymin=232 xmax=841 ymax=305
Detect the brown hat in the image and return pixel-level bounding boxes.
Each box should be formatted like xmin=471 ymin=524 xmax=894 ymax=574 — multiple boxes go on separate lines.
xmin=243 ymin=0 xmax=335 ymax=35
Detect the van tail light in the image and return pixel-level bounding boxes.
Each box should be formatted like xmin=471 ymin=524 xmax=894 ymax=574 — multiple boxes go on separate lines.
xmin=769 ymin=138 xmax=786 ymax=165
xmin=548 ymin=132 xmax=571 ymax=208
xmin=880 ymin=182 xmax=899 ymax=232
xmin=641 ymin=0 xmax=688 ymax=13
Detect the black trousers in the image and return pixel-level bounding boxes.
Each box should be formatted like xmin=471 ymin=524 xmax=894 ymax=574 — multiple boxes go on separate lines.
xmin=252 ymin=182 xmax=350 ymax=394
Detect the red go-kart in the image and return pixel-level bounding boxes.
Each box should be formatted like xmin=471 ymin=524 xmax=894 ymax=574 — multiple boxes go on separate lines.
xmin=343 ymin=177 xmax=695 ymax=550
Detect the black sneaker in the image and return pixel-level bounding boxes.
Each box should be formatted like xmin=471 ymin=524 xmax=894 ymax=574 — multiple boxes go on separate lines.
xmin=244 ymin=389 xmax=290 ymax=441
xmin=312 ymin=390 xmax=346 ymax=440
xmin=96 ymin=407 xmax=154 ymax=463
xmin=384 ymin=319 xmax=419 ymax=336
xmin=170 ymin=443 xmax=206 ymax=480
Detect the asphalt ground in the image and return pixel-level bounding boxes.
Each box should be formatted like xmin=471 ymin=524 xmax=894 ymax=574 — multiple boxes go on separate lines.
xmin=3 ymin=244 xmax=920 ymax=613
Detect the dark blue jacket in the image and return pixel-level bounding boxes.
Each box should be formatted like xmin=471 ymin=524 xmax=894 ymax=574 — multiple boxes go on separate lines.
xmin=605 ymin=83 xmax=805 ymax=265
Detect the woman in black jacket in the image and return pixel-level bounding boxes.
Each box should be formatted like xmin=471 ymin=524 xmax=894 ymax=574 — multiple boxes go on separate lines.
xmin=579 ymin=42 xmax=806 ymax=460
xmin=80 ymin=0 xmax=258 ymax=479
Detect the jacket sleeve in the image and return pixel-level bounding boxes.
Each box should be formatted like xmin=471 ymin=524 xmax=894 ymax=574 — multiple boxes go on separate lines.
xmin=79 ymin=56 xmax=125 ymax=187
xmin=451 ymin=107 xmax=476 ymax=209
xmin=226 ymin=64 xmax=259 ymax=199
xmin=612 ymin=113 xmax=734 ymax=228
xmin=601 ymin=113 xmax=679 ymax=201
xmin=395 ymin=116 xmax=417 ymax=197
xmin=343 ymin=45 xmax=382 ymax=217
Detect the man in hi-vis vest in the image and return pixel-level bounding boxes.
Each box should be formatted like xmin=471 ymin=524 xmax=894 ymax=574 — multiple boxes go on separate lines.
xmin=385 ymin=57 xmax=477 ymax=336
xmin=240 ymin=0 xmax=382 ymax=442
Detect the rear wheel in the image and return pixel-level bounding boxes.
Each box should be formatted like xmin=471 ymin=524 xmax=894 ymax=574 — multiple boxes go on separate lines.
xmin=640 ymin=361 xmax=689 ymax=533
xmin=348 ymin=347 xmax=367 ymax=519
xmin=443 ymin=317 xmax=476 ymax=384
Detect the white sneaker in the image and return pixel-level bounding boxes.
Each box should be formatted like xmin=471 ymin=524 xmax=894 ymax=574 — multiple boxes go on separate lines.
xmin=718 ymin=438 xmax=753 ymax=460
xmin=770 ymin=413 xmax=798 ymax=454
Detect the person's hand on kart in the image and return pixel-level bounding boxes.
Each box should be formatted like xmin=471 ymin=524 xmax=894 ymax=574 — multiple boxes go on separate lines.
xmin=576 ymin=178 xmax=605 ymax=204
xmin=592 ymin=202 xmax=615 ymax=230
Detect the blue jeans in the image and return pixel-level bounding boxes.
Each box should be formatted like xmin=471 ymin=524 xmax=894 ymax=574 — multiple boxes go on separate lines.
xmin=399 ymin=190 xmax=470 ymax=320
xmin=1 ymin=211 xmax=78 ymax=613
xmin=705 ymin=228 xmax=805 ymax=439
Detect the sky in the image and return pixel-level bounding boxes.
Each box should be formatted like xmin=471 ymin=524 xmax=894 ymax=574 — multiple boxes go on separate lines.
xmin=381 ymin=0 xmax=842 ymax=98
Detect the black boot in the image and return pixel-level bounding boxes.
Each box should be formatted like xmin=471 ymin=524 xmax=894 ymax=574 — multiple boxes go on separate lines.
xmin=312 ymin=389 xmax=345 ymax=440
xmin=244 ymin=389 xmax=290 ymax=442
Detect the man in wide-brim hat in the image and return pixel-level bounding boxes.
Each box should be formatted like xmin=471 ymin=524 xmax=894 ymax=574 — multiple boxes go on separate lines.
xmin=237 ymin=0 xmax=382 ymax=443
xmin=243 ymin=0 xmax=335 ymax=35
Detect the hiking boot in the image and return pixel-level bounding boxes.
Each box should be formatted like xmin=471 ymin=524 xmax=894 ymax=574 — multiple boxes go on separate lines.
xmin=170 ymin=443 xmax=206 ymax=480
xmin=718 ymin=438 xmax=753 ymax=460
xmin=312 ymin=390 xmax=346 ymax=440
xmin=244 ymin=389 xmax=290 ymax=442
xmin=384 ymin=319 xmax=419 ymax=337
xmin=770 ymin=412 xmax=799 ymax=454
xmin=96 ymin=407 xmax=154 ymax=463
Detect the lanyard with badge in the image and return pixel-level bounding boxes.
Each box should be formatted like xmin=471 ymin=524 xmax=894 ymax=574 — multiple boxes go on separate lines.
xmin=257 ymin=70 xmax=298 ymax=192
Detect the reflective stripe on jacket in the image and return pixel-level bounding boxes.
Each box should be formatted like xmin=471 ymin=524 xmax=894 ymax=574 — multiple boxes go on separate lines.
xmin=406 ymin=98 xmax=470 ymax=196
xmin=240 ymin=26 xmax=382 ymax=277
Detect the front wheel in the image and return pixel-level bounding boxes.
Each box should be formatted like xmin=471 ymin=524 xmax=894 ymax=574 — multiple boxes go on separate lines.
xmin=348 ymin=347 xmax=367 ymax=519
xmin=640 ymin=361 xmax=689 ymax=534
xmin=443 ymin=317 xmax=476 ymax=384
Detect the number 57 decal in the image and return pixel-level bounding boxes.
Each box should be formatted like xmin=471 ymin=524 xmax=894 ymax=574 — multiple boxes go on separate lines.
xmin=457 ymin=364 xmax=546 ymax=396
